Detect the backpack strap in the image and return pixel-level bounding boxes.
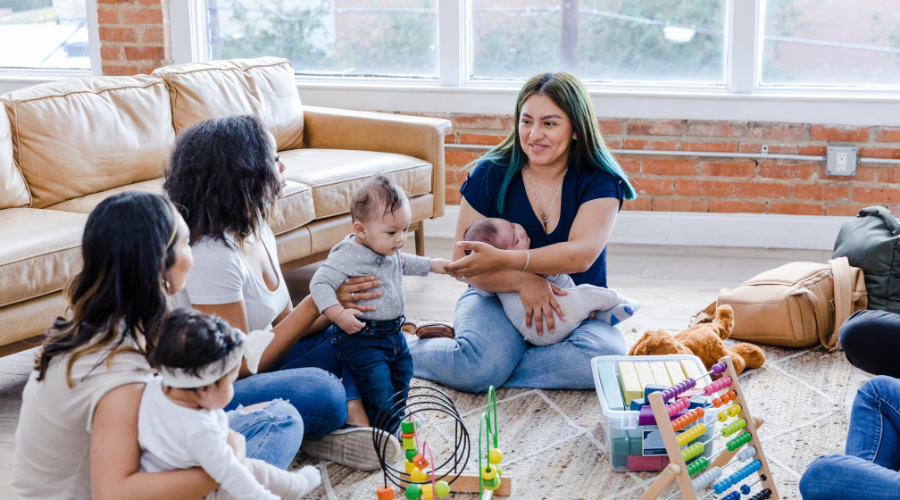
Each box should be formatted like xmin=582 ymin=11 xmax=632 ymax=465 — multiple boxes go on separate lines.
xmin=690 ymin=300 xmax=718 ymax=326
xmin=826 ymin=257 xmax=854 ymax=352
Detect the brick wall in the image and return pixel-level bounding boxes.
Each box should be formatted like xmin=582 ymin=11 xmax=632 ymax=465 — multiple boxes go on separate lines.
xmin=98 ymin=0 xmax=172 ymax=76
xmin=432 ymin=114 xmax=900 ymax=216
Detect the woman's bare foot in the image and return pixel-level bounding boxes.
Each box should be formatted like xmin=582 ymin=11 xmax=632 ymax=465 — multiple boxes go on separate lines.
xmin=346 ymin=399 xmax=370 ymax=427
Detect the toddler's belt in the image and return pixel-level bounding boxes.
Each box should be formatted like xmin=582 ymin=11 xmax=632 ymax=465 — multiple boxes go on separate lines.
xmin=355 ymin=315 xmax=406 ymax=337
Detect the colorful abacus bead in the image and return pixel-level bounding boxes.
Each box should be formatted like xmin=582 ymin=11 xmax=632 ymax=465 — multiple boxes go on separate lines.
xmin=727 ymin=404 xmax=743 ymax=418
xmin=481 ymin=465 xmax=498 ymax=481
xmin=722 ymin=390 xmax=737 ymax=403
xmin=403 ymin=437 xmax=416 ymax=450
xmin=489 ymin=448 xmax=503 ymax=464
xmin=726 ymin=431 xmax=753 ymax=451
xmin=412 ymin=453 xmax=430 ymax=469
xmin=718 ymin=411 xmax=728 ymax=422
xmin=681 ymin=442 xmax=705 ymax=461
xmin=737 ymin=446 xmax=758 ymax=462
xmin=687 ymin=456 xmax=710 ymax=475
xmin=421 ymin=484 xmax=434 ymax=500
xmin=722 ymin=418 xmax=748 ymax=437
xmin=482 ymin=475 xmax=501 ymax=491
xmin=741 ymin=484 xmax=752 ymax=495
xmin=751 ymin=488 xmax=773 ymax=500
xmin=404 ymin=461 xmax=417 ymax=473
xmin=721 ymin=492 xmax=740 ymax=500
xmin=691 ymin=467 xmax=722 ymax=490
xmin=435 ymin=481 xmax=450 ymax=497
xmin=377 ymin=486 xmax=396 ymax=500
xmin=711 ymin=362 xmax=727 ymax=375
xmin=401 ymin=419 xmax=416 ymax=434
xmin=404 ymin=484 xmax=421 ymax=500
xmin=405 ymin=449 xmax=418 ymax=461
xmin=410 ymin=467 xmax=428 ymax=482
xmin=713 ymin=397 xmax=723 ymax=408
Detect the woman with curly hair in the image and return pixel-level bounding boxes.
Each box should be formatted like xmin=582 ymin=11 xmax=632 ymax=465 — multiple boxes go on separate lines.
xmin=165 ymin=115 xmax=400 ymax=470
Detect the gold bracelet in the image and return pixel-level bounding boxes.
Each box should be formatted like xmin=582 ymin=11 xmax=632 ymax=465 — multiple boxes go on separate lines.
xmin=522 ymin=249 xmax=530 ymax=272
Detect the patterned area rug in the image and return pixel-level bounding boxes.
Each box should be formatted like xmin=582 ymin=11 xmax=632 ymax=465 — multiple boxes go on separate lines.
xmin=291 ymin=322 xmax=853 ymax=500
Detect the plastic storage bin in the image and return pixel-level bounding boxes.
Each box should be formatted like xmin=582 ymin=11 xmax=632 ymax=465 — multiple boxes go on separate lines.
xmin=592 ymin=355 xmax=723 ymax=472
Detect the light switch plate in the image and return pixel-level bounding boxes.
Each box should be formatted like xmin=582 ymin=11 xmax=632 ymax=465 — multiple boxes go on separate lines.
xmin=826 ymin=146 xmax=858 ymax=176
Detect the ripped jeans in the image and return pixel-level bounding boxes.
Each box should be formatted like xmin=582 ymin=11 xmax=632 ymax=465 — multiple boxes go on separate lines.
xmin=227 ymin=399 xmax=303 ymax=469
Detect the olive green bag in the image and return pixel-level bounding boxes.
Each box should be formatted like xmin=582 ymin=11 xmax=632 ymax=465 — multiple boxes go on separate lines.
xmin=833 ymin=207 xmax=900 ymax=315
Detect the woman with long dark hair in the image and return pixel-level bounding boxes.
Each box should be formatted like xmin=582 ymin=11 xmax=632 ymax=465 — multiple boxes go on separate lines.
xmin=409 ymin=72 xmax=636 ymax=392
xmin=165 ymin=115 xmax=400 ymax=470
xmin=13 ymin=192 xmax=303 ymax=500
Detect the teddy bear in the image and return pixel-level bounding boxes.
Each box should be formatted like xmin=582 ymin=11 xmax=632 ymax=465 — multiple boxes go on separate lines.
xmin=628 ymin=305 xmax=765 ymax=376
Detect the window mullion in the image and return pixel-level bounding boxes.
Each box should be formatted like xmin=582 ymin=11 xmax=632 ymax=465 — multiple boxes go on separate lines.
xmin=438 ymin=0 xmax=464 ymax=87
xmin=727 ymin=0 xmax=761 ymax=93
xmin=85 ymin=0 xmax=102 ymax=76
xmin=172 ymin=0 xmax=207 ymax=64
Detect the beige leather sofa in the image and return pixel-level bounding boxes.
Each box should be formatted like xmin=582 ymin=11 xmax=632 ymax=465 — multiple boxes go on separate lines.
xmin=0 ymin=57 xmax=451 ymax=357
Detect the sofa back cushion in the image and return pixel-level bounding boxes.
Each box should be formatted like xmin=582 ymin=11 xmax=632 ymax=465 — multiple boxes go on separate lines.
xmin=0 ymin=106 xmax=30 ymax=209
xmin=152 ymin=57 xmax=304 ymax=151
xmin=2 ymin=75 xmax=174 ymax=208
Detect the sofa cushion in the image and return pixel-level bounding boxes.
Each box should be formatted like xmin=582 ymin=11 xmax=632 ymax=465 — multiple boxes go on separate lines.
xmin=2 ymin=75 xmax=175 ymax=208
xmin=279 ymin=149 xmax=432 ymax=220
xmin=46 ymin=178 xmax=315 ymax=237
xmin=0 ymin=208 xmax=87 ymax=308
xmin=0 ymin=107 xmax=30 ymax=209
xmin=152 ymin=58 xmax=304 ymax=151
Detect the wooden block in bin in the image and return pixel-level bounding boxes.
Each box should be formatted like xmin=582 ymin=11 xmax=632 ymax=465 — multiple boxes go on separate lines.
xmin=665 ymin=361 xmax=686 ymax=385
xmin=649 ymin=362 xmax=671 ymax=386
xmin=633 ymin=362 xmax=656 ymax=391
xmin=617 ymin=362 xmax=643 ymax=405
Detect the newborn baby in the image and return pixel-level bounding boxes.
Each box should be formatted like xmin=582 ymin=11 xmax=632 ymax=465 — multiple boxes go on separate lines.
xmin=464 ymin=218 xmax=640 ymax=346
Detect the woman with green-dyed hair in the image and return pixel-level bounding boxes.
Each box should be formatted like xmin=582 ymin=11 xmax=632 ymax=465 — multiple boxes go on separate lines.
xmin=408 ymin=72 xmax=636 ymax=392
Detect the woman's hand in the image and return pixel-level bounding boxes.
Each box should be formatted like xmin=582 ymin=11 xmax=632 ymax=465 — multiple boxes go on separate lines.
xmin=336 ymin=276 xmax=382 ymax=312
xmin=227 ymin=429 xmax=247 ymax=464
xmin=445 ymin=241 xmax=512 ymax=279
xmin=518 ymin=274 xmax=569 ymax=336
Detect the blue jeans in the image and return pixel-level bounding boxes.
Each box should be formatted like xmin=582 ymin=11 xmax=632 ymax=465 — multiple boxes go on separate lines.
xmin=800 ymin=376 xmax=900 ymax=499
xmin=333 ymin=317 xmax=413 ymax=432
xmin=408 ymin=286 xmax=627 ymax=393
xmin=227 ymin=399 xmax=303 ymax=469
xmin=226 ymin=330 xmax=353 ymax=440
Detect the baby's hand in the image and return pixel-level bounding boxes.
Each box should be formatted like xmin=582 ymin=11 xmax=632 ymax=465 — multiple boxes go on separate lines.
xmin=336 ymin=308 xmax=365 ymax=333
xmin=431 ymin=258 xmax=451 ymax=274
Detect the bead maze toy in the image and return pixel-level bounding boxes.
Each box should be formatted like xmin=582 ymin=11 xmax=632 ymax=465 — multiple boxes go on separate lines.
xmin=638 ymin=356 xmax=778 ymax=500
xmin=372 ymin=386 xmax=512 ymax=499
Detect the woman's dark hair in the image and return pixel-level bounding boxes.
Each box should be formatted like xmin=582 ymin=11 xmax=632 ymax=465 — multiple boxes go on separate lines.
xmin=165 ymin=115 xmax=281 ymax=246
xmin=36 ymin=191 xmax=180 ymax=387
xmin=150 ymin=309 xmax=243 ymax=380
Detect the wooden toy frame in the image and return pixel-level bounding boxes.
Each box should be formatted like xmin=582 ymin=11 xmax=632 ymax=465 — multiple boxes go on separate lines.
xmin=639 ymin=356 xmax=779 ymax=500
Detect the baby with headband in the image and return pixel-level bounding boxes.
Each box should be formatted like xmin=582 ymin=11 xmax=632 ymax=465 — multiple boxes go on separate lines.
xmin=139 ymin=309 xmax=320 ymax=500
xmin=463 ymin=218 xmax=640 ymax=346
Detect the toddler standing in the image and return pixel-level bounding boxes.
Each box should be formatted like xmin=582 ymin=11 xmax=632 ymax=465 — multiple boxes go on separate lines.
xmin=139 ymin=309 xmax=321 ymax=500
xmin=310 ymin=175 xmax=448 ymax=430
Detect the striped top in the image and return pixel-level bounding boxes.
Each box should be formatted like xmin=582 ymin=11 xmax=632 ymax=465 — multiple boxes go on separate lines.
xmin=175 ymin=222 xmax=290 ymax=332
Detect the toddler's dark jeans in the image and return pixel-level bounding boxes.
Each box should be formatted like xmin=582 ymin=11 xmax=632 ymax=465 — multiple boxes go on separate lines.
xmin=333 ymin=316 xmax=413 ymax=432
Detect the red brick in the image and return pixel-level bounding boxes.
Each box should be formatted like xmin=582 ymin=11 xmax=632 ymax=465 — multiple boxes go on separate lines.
xmin=97 ymin=8 xmax=119 ymax=24
xmin=686 ymin=121 xmax=747 ymax=138
xmin=458 ymin=133 xmax=505 ymax=146
xmin=124 ymin=46 xmax=166 ymax=61
xmin=453 ymin=115 xmax=507 ymax=130
xmin=826 ymin=205 xmax=868 ymax=216
xmin=138 ymin=0 xmax=163 ymax=4
xmin=445 ymin=150 xmax=483 ymax=167
xmin=618 ymin=157 xmax=641 ymax=174
xmin=818 ymin=165 xmax=876 ymax=183
xmin=682 ymin=142 xmax=739 ymax=153
xmin=100 ymin=46 xmax=121 ymax=61
xmin=604 ymin=138 xmax=623 ymax=149
xmin=747 ymin=122 xmax=805 ymax=141
xmin=799 ymin=145 xmax=827 ymax=156
xmin=445 ymin=188 xmax=461 ymax=205
xmin=792 ymin=184 xmax=849 ymax=201
xmin=652 ymin=198 xmax=708 ymax=212
xmin=758 ymin=162 xmax=816 ymax=180
xmin=142 ymin=27 xmax=168 ymax=44
xmin=598 ymin=118 xmax=622 ymax=135
xmin=623 ymin=139 xmax=679 ymax=151
xmin=622 ymin=198 xmax=652 ymax=211
xmin=809 ymin=125 xmax=869 ymax=142
xmin=643 ymin=159 xmax=697 ymax=176
xmin=444 ymin=134 xmax=457 ymax=144
xmin=699 ymin=161 xmax=755 ymax=178
xmin=738 ymin=143 xmax=799 ymax=154
xmin=876 ymin=127 xmax=900 ymax=143
xmin=97 ymin=0 xmax=123 ymax=3
xmin=141 ymin=65 xmax=162 ymax=75
xmin=626 ymin=119 xmax=682 ymax=136
xmin=101 ymin=65 xmax=139 ymax=76
xmin=675 ymin=179 xmax=732 ymax=197
xmin=769 ymin=203 xmax=825 ymax=215
xmin=710 ymin=200 xmax=766 ymax=214
xmin=878 ymin=168 xmax=900 ymax=184
xmin=633 ymin=177 xmax=674 ymax=195
xmin=124 ymin=8 xmax=164 ymax=25
xmin=734 ymin=182 xmax=790 ymax=199
xmin=446 ymin=168 xmax=466 ymax=185
xmin=854 ymin=187 xmax=900 ymax=204
xmin=99 ymin=27 xmax=137 ymax=43
xmin=860 ymin=147 xmax=900 ymax=160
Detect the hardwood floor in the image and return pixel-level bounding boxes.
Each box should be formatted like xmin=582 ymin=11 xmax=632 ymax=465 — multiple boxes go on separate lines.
xmin=0 ymin=240 xmax=831 ymax=499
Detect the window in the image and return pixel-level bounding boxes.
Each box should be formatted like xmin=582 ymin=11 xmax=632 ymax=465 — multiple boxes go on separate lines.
xmin=761 ymin=0 xmax=900 ymax=87
xmin=204 ymin=0 xmax=439 ymax=78
xmin=469 ymin=0 xmax=728 ymax=84
xmin=0 ymin=0 xmax=90 ymax=70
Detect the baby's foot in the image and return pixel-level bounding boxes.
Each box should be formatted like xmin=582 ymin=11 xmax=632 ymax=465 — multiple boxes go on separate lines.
xmin=592 ymin=301 xmax=639 ymax=326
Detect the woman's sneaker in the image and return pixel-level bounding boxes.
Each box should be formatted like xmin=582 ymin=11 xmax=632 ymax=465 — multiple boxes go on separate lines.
xmin=300 ymin=426 xmax=401 ymax=470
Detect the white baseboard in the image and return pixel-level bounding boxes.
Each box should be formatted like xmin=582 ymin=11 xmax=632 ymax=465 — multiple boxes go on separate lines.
xmin=425 ymin=205 xmax=851 ymax=251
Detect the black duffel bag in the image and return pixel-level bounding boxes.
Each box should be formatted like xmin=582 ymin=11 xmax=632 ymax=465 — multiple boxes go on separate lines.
xmin=833 ymin=206 xmax=900 ymax=314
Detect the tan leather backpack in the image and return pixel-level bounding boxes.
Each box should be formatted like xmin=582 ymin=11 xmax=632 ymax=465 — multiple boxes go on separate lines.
xmin=691 ymin=257 xmax=867 ymax=350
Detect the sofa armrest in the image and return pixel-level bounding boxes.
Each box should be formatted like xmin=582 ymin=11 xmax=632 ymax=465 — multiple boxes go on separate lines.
xmin=301 ymin=106 xmax=452 ymax=219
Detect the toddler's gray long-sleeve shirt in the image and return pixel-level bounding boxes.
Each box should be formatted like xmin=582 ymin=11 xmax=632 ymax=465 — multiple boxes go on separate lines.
xmin=310 ymin=234 xmax=432 ymax=320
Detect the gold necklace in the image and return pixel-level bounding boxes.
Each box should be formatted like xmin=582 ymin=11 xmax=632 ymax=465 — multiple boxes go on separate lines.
xmin=523 ymin=166 xmax=565 ymax=229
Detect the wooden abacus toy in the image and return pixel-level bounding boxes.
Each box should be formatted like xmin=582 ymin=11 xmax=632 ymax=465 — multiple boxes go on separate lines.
xmin=639 ymin=356 xmax=779 ymax=500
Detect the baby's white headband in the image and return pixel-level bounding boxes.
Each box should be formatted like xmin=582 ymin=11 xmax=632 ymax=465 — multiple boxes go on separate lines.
xmin=159 ymin=329 xmax=275 ymax=389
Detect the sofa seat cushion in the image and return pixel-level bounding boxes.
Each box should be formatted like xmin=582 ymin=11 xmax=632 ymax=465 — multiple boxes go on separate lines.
xmin=0 ymin=208 xmax=88 ymax=308
xmin=279 ymin=149 xmax=432 ymax=220
xmin=46 ymin=179 xmax=314 ymax=236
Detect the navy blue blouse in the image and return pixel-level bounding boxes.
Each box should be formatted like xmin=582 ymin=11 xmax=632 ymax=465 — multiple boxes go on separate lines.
xmin=460 ymin=162 xmax=624 ymax=288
